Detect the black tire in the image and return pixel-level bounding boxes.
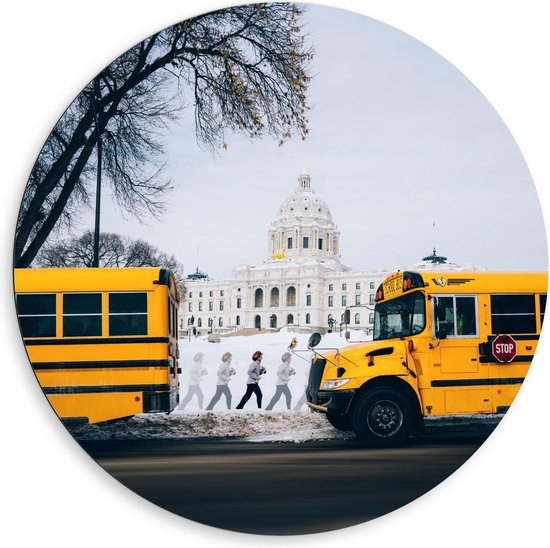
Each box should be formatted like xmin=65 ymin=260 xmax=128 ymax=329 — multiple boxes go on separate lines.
xmin=326 ymin=412 xmax=352 ymax=431
xmin=351 ymin=387 xmax=414 ymax=447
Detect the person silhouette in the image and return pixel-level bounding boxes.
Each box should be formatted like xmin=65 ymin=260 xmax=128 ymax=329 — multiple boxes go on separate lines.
xmin=206 ymin=352 xmax=236 ymax=410
xmin=265 ymin=352 xmax=295 ymax=410
xmin=179 ymin=352 xmax=208 ymax=410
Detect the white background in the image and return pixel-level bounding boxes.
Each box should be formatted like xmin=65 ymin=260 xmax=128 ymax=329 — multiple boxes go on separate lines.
xmin=2 ymin=1 xmax=548 ymax=546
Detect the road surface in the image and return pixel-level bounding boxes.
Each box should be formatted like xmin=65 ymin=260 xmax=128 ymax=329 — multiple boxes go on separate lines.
xmin=79 ymin=431 xmax=490 ymax=535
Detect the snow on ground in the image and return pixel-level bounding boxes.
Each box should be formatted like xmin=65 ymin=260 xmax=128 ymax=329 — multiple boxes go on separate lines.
xmin=66 ymin=330 xmax=502 ymax=442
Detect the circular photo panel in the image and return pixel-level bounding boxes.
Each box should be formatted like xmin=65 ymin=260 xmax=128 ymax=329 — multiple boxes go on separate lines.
xmin=13 ymin=2 xmax=547 ymax=536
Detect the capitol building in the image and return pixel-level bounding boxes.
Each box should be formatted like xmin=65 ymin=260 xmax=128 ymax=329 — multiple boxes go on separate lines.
xmin=179 ymin=168 xmax=476 ymax=336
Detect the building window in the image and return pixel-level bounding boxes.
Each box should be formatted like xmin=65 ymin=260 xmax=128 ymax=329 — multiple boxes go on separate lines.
xmin=16 ymin=293 xmax=56 ymax=338
xmin=219 ymin=301 xmax=224 ymax=311
xmin=306 ymin=313 xmax=311 ymax=324
xmin=188 ymin=303 xmax=192 ymax=312
xmin=209 ymin=291 xmax=213 ymax=297
xmin=356 ymin=283 xmax=361 ymax=290
xmin=342 ymin=295 xmax=347 ymax=307
xmin=236 ymin=315 xmax=240 ymax=326
xmin=318 ymin=238 xmax=323 ymax=250
xmin=255 ymin=288 xmax=264 ymax=308
xmin=355 ymin=295 xmax=361 ymax=305
xmin=220 ymin=290 xmax=224 ymax=297
xmin=219 ymin=317 xmax=223 ymax=327
xmin=328 ymin=284 xmax=333 ymax=291
xmin=236 ymin=297 xmax=242 ymax=309
xmin=287 ymin=286 xmax=296 ymax=306
xmin=270 ymin=287 xmax=280 ymax=307
xmin=306 ymin=294 xmax=312 ymax=306
xmin=108 ymin=292 xmax=147 ymax=336
xmin=64 ymin=293 xmax=102 ymax=337
xmin=369 ymin=294 xmax=375 ymax=305
xmin=369 ymin=313 xmax=374 ymax=324
xmin=189 ymin=292 xmax=193 ymax=298
xmin=328 ymin=296 xmax=334 ymax=307
xmin=198 ymin=318 xmax=202 ymax=327
xmin=199 ymin=292 xmax=203 ymax=298
xmin=288 ymin=237 xmax=293 ymax=249
xmin=208 ymin=301 xmax=213 ymax=311
xmin=199 ymin=302 xmax=203 ymax=311
xmin=370 ymin=282 xmax=375 ymax=290
xmin=342 ymin=283 xmax=347 ymax=291
xmin=303 ymin=236 xmax=309 ymax=249
xmin=355 ymin=313 xmax=360 ymax=325
xmin=287 ymin=314 xmax=294 ymax=324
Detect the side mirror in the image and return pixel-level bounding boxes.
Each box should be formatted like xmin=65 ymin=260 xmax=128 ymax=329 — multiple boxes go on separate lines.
xmin=288 ymin=337 xmax=298 ymax=350
xmin=308 ymin=332 xmax=322 ymax=349
xmin=436 ymin=329 xmax=447 ymax=340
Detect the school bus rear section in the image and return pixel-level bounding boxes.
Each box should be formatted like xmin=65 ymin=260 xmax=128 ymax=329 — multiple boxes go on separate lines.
xmin=14 ymin=267 xmax=181 ymax=424
xmin=305 ymin=270 xmax=547 ymax=446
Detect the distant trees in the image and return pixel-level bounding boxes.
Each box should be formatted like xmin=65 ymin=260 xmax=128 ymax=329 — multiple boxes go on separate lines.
xmin=37 ymin=231 xmax=184 ymax=281
xmin=15 ymin=3 xmax=313 ymax=268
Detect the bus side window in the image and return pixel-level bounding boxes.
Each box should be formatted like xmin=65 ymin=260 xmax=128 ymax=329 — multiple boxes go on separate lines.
xmin=456 ymin=296 xmax=477 ymax=335
xmin=434 ymin=295 xmax=477 ymax=337
xmin=435 ymin=296 xmax=455 ymax=338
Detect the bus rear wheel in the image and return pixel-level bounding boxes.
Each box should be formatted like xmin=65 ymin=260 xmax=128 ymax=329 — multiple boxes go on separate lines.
xmin=352 ymin=387 xmax=414 ymax=447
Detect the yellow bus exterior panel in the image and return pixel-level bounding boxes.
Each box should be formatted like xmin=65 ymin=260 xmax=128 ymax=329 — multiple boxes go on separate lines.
xmin=47 ymin=392 xmax=144 ymax=424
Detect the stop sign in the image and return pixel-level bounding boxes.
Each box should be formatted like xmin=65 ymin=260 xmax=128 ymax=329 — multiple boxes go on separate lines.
xmin=492 ymin=334 xmax=517 ymax=363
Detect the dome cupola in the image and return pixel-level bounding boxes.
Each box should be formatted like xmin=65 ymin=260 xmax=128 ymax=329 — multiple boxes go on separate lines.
xmin=267 ymin=168 xmax=341 ymax=265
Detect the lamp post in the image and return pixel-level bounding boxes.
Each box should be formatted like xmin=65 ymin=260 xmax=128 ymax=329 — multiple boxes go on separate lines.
xmin=90 ymin=75 xmax=102 ymax=268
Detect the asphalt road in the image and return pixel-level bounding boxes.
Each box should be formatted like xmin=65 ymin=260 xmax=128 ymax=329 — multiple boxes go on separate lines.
xmin=79 ymin=431 xmax=490 ymax=535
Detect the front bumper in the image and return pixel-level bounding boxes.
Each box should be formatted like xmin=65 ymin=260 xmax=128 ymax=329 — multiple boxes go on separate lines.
xmin=306 ymin=389 xmax=355 ymax=414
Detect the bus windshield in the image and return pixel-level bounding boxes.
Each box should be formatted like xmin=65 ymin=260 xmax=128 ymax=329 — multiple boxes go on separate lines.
xmin=373 ymin=291 xmax=426 ymax=340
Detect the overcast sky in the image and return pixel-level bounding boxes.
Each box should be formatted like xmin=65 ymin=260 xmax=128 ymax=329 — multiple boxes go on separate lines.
xmin=72 ymin=4 xmax=547 ymax=280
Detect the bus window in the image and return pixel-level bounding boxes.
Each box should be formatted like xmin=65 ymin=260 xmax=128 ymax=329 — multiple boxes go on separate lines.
xmin=109 ymin=292 xmax=148 ymax=336
xmin=491 ymin=294 xmax=536 ymax=334
xmin=63 ymin=293 xmax=102 ymax=337
xmin=540 ymin=294 xmax=546 ymax=326
xmin=434 ymin=295 xmax=477 ymax=338
xmin=16 ymin=293 xmax=56 ymax=338
xmin=456 ymin=297 xmax=476 ymax=335
xmin=373 ymin=292 xmax=425 ymax=340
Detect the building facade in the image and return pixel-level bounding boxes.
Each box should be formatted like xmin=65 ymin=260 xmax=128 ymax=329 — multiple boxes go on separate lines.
xmin=179 ymin=169 xmax=480 ymax=336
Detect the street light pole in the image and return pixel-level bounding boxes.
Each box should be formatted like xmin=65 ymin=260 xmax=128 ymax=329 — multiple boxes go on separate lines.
xmin=91 ymin=75 xmax=102 ymax=268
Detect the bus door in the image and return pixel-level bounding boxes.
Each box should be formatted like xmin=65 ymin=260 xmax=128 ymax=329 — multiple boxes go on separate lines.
xmin=429 ymin=294 xmax=492 ymax=414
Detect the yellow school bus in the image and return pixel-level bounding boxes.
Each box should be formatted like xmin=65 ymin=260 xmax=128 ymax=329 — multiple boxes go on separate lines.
xmin=14 ymin=267 xmax=181 ymax=424
xmin=303 ymin=270 xmax=547 ymax=446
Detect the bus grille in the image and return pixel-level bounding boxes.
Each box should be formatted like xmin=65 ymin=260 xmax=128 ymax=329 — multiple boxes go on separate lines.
xmin=306 ymin=358 xmax=326 ymax=405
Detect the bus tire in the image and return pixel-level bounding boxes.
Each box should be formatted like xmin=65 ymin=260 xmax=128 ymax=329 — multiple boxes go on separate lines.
xmin=351 ymin=387 xmax=414 ymax=447
xmin=326 ymin=412 xmax=352 ymax=431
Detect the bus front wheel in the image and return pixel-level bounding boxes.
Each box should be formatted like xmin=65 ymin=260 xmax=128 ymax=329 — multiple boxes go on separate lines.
xmin=351 ymin=387 xmax=414 ymax=447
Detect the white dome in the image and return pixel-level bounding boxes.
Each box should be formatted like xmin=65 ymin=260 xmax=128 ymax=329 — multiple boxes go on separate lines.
xmin=276 ymin=189 xmax=333 ymax=225
xmin=267 ymin=168 xmax=342 ymax=267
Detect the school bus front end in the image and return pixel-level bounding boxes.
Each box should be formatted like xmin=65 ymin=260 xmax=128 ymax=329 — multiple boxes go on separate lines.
xmin=305 ymin=270 xmax=547 ymax=446
xmin=14 ymin=267 xmax=181 ymax=424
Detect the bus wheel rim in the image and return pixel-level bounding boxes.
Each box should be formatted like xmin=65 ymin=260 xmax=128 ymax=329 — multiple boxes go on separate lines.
xmin=366 ymin=399 xmax=403 ymax=437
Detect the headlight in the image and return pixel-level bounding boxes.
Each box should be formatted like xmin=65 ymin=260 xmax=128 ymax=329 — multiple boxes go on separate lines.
xmin=321 ymin=378 xmax=350 ymax=390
